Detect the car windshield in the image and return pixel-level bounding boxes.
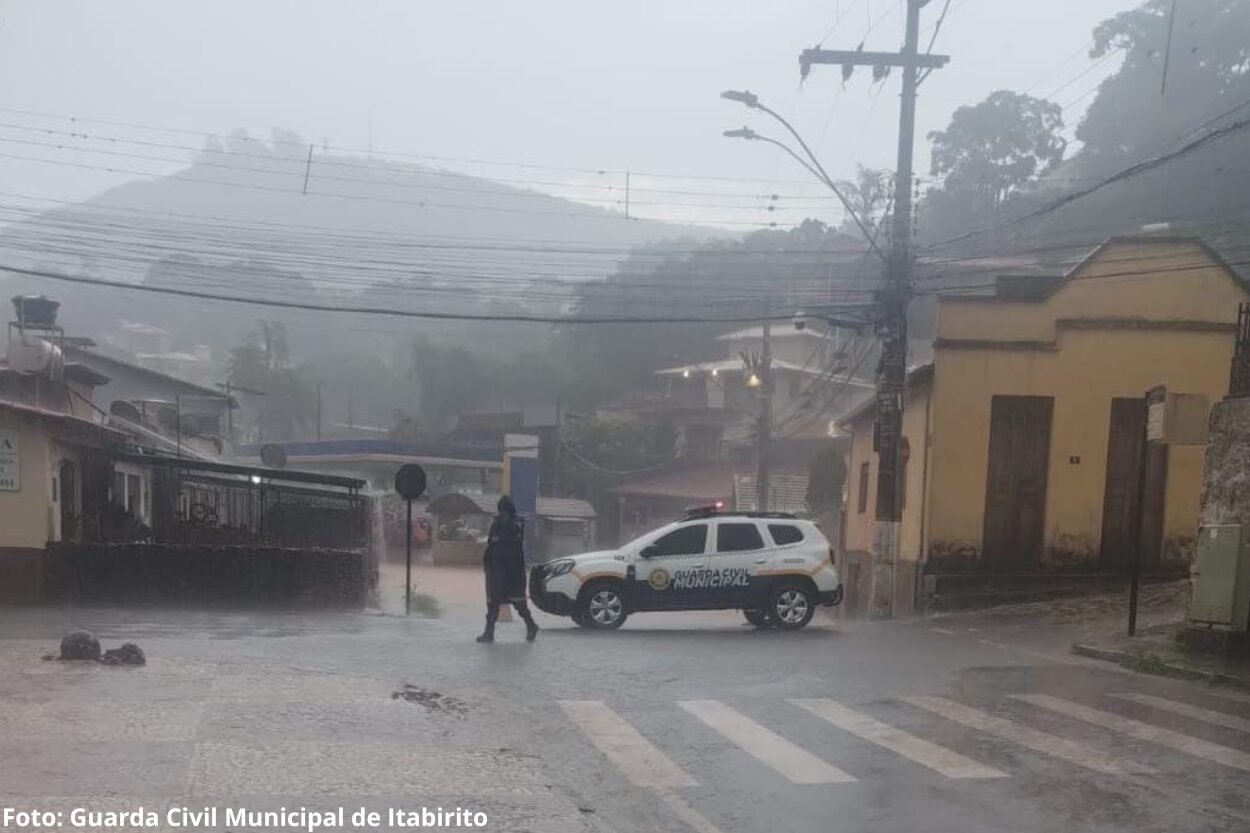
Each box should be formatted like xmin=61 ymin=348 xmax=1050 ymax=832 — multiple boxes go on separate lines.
xmin=2 ymin=3 xmax=1244 ymax=833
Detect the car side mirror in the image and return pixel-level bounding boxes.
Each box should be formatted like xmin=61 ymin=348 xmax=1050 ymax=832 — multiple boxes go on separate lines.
xmin=640 ymin=545 xmax=660 ymax=559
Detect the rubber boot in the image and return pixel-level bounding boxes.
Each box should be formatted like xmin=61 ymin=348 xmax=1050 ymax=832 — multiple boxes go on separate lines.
xmin=518 ymin=602 xmax=539 ymax=642
xmin=477 ymin=609 xmax=496 ymax=643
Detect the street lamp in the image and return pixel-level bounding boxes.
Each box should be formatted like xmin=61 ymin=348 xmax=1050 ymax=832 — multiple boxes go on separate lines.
xmin=720 ymin=90 xmax=761 ymax=108
xmin=721 ymin=89 xmax=886 ymax=263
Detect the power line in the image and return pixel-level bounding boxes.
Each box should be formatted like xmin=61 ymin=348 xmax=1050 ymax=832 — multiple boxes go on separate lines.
xmin=0 ymin=150 xmax=807 ymax=228
xmin=916 ymin=0 xmax=956 ymax=84
xmin=0 ymin=104 xmax=839 ymax=187
xmin=1022 ymin=40 xmax=1095 ymax=96
xmin=917 ymin=253 xmax=1250 ymax=296
xmin=0 ymin=129 xmax=845 ymax=213
xmin=1006 ymin=115 xmax=1250 ymax=229
xmin=1043 ymin=47 xmax=1124 ymax=104
xmin=0 ymin=263 xmax=878 ymax=326
xmin=0 ymin=120 xmax=847 ymax=201
xmin=0 ymin=202 xmax=887 ymax=298
xmin=924 ymin=113 xmax=1250 ymax=251
xmin=0 ymin=189 xmax=868 ymax=257
xmin=10 ymin=187 xmax=1249 ymax=297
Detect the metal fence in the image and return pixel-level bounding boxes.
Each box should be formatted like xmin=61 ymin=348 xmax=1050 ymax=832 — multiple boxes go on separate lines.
xmin=118 ymin=454 xmax=369 ymax=551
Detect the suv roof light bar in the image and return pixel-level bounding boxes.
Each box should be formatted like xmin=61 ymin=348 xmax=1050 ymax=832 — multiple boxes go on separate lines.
xmin=681 ymin=503 xmax=798 ymax=521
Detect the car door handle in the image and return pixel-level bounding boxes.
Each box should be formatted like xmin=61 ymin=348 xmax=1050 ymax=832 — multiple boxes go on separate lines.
xmin=753 ymin=558 xmax=768 ymax=564
xmin=689 ymin=563 xmax=706 ymax=569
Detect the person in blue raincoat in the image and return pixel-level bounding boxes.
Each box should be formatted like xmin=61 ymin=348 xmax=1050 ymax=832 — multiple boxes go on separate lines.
xmin=477 ymin=495 xmax=539 ymax=643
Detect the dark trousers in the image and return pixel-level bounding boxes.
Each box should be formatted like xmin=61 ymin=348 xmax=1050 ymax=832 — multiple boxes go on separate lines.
xmin=485 ymin=598 xmax=535 ymax=627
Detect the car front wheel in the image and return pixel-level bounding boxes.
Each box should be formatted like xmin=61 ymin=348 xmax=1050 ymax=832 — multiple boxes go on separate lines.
xmin=768 ymin=582 xmax=816 ymax=631
xmin=577 ymin=581 xmax=628 ymax=630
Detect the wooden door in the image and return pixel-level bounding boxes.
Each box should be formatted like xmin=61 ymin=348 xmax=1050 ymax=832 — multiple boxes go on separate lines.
xmin=1099 ymin=399 xmax=1169 ymax=572
xmin=1099 ymin=399 xmax=1145 ymax=571
xmin=982 ymin=396 xmax=1053 ymax=569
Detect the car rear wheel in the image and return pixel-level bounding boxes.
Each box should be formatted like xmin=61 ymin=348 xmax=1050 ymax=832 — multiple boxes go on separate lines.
xmin=577 ymin=581 xmax=628 ymax=630
xmin=743 ymin=608 xmax=769 ymax=628
xmin=768 ymin=582 xmax=816 ymax=631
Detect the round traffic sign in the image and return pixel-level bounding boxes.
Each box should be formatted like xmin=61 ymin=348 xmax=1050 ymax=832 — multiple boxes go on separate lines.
xmin=394 ymin=463 xmax=428 ymax=500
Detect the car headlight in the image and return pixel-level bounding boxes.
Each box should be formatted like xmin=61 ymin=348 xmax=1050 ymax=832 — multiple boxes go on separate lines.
xmin=546 ymin=559 xmax=576 ymax=577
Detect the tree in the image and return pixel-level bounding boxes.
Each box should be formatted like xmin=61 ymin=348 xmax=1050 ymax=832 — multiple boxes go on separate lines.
xmin=927 ymin=90 xmax=1066 ymax=211
xmin=834 ymin=167 xmax=893 ymax=241
xmin=1077 ymin=0 xmax=1250 ymax=176
xmin=227 ymin=321 xmax=317 ymax=441
xmin=408 ymin=337 xmax=494 ymax=431
xmin=559 ymin=221 xmax=871 ymax=409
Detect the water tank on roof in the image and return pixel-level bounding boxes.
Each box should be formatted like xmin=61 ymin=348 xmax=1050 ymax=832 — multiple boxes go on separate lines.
xmin=109 ymin=400 xmax=144 ymax=424
xmin=6 ymin=335 xmax=62 ymax=375
xmin=11 ymin=295 xmax=60 ymax=328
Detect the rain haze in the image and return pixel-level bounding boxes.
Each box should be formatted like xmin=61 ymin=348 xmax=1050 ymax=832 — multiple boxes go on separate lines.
xmin=2 ymin=3 xmax=1250 ymax=833
xmin=1 ymin=0 xmax=1136 ymax=222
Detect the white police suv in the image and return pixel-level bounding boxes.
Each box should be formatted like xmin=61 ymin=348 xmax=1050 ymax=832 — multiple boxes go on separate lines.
xmin=529 ymin=506 xmax=842 ymax=630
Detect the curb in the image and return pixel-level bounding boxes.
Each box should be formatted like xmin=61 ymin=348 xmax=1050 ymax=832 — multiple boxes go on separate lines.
xmin=1071 ymin=642 xmax=1250 ymax=691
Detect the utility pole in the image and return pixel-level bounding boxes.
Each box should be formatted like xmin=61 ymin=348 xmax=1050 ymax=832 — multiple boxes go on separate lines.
xmin=301 ymin=143 xmax=314 ymax=195
xmin=800 ymin=0 xmax=947 ymax=618
xmin=756 ymin=321 xmax=772 ymax=513
xmin=553 ymin=393 xmax=563 ymax=497
xmin=224 ymin=381 xmax=233 ymax=441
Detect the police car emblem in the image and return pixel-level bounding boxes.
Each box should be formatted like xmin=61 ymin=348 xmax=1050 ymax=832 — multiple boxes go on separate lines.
xmin=647 ymin=568 xmax=671 ymax=591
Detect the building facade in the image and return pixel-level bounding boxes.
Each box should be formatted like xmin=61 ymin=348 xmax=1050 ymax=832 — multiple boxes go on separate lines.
xmin=843 ymin=237 xmax=1249 ymax=614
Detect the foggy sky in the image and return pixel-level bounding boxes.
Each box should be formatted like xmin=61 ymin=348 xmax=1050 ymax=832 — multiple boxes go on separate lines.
xmin=0 ymin=0 xmax=1139 ymax=228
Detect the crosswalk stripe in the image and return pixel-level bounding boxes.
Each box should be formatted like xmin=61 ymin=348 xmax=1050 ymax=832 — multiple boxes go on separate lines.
xmin=790 ymin=698 xmax=1008 ymax=779
xmin=903 ymin=696 xmax=1154 ymax=776
xmin=1012 ymin=694 xmax=1250 ymax=772
xmin=1108 ymin=693 xmax=1250 ymax=734
xmin=679 ymin=700 xmax=856 ymax=784
xmin=559 ymin=700 xmax=697 ymax=789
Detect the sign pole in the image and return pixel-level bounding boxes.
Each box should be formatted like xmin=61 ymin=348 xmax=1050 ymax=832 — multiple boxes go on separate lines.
xmin=1130 ymin=385 xmax=1166 ymax=636
xmin=405 ymin=497 xmax=413 ymax=615
xmin=393 ymin=463 xmax=427 ymax=617
xmin=1127 ymin=412 xmax=1149 ymax=637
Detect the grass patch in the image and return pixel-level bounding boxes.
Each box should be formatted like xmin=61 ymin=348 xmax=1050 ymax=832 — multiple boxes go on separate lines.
xmin=1120 ymin=650 xmax=1212 ymax=683
xmin=1120 ymin=652 xmax=1173 ymax=675
xmin=401 ymin=592 xmax=442 ymax=617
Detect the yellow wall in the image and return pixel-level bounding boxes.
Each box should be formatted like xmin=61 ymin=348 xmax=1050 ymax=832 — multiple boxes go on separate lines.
xmin=843 ymin=377 xmax=931 ymax=562
xmin=900 ymin=382 xmax=931 ymax=561
xmin=0 ymin=409 xmax=54 ymax=549
xmin=843 ymin=415 xmax=877 ymax=555
xmin=926 ymin=239 xmax=1245 ymax=566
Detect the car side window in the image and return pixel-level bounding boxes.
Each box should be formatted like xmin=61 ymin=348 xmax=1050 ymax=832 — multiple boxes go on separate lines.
xmin=716 ymin=522 xmax=765 ymax=553
xmin=768 ymin=524 xmax=804 ymax=546
xmin=650 ymin=523 xmax=708 ymax=556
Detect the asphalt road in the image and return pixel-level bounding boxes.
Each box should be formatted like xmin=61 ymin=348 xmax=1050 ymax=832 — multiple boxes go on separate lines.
xmin=1 ymin=573 xmax=1248 ymax=833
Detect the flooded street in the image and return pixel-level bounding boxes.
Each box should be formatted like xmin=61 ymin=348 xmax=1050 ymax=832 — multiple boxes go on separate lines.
xmin=2 ymin=574 xmax=1248 ymax=833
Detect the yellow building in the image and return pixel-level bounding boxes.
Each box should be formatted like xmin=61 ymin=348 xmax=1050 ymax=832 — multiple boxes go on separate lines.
xmin=0 ymin=399 xmax=126 ymax=601
xmin=842 ymin=236 xmax=1248 ymax=615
